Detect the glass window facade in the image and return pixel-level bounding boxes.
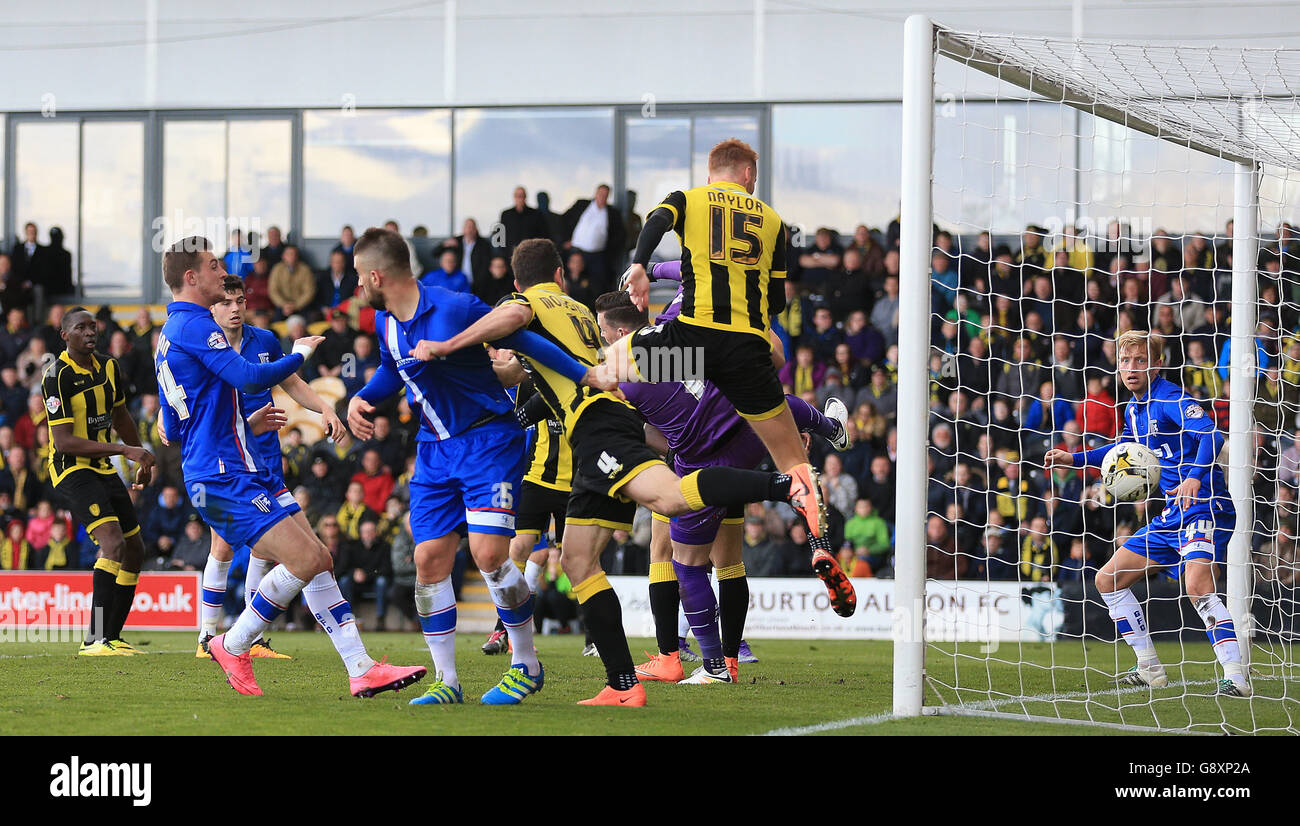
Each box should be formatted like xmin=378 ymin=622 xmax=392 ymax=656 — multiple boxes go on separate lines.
xmin=6 ymin=99 xmax=1273 ymax=302
xmin=229 ymin=120 xmax=292 ymax=243
xmin=304 ymin=109 xmax=451 ymax=239
xmin=453 ymin=108 xmax=613 ymax=235
xmin=14 ymin=120 xmax=80 ymax=271
xmin=773 ymin=103 xmax=902 ymax=237
xmin=81 ymin=121 xmax=144 ymax=299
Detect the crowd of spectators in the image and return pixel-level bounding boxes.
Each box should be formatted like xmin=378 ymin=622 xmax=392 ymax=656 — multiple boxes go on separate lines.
xmin=3 ymin=191 xmax=1297 ymax=631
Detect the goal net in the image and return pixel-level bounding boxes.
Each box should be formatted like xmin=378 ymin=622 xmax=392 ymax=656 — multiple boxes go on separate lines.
xmin=894 ymin=16 xmax=1300 ymax=734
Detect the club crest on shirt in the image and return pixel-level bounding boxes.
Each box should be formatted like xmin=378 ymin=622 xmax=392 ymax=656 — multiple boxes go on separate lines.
xmin=259 ymin=352 xmax=270 ymax=363
xmin=207 ymin=332 xmax=229 ymax=350
xmin=1184 ymin=403 xmax=1204 ymax=419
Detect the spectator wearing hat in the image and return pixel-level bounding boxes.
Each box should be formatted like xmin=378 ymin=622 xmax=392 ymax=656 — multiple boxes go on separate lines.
xmin=979 ymin=523 xmax=1018 ymax=580
xmin=304 ymin=454 xmax=344 ymax=515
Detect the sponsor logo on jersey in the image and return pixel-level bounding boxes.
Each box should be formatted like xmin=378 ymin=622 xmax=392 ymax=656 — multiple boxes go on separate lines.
xmin=259 ymin=352 xmax=270 ymax=363
xmin=1184 ymin=403 xmax=1204 ymax=419
xmin=45 ymin=396 xmax=60 ymax=414
xmin=207 ymin=332 xmax=229 ymax=350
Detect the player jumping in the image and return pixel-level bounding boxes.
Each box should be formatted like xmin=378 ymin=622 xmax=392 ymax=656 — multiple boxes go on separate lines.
xmin=156 ymin=236 xmax=427 ymax=697
xmin=1045 ymin=330 xmax=1249 ymax=697
xmin=593 ymin=289 xmax=853 ymax=683
xmin=345 ymin=227 xmax=610 ymax=706
xmin=46 ymin=307 xmax=156 ymax=656
xmin=412 ymin=238 xmax=824 ymax=706
xmin=610 ymin=140 xmax=846 ymax=605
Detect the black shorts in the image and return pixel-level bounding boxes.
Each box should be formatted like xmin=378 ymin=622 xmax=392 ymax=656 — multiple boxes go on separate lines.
xmin=55 ymin=469 xmax=140 ymax=538
xmin=629 ymin=319 xmax=786 ymax=420
xmin=516 ymin=480 xmax=568 ymax=545
xmin=566 ymin=398 xmax=665 ymax=531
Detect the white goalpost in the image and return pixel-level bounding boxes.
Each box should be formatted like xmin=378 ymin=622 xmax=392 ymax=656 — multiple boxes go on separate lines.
xmin=895 ymin=15 xmax=1300 ymax=733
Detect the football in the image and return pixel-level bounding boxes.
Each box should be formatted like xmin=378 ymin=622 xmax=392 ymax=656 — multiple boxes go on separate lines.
xmin=1101 ymin=442 xmax=1163 ymax=502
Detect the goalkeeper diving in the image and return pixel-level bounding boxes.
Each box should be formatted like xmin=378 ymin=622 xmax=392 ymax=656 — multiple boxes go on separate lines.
xmin=1045 ymin=330 xmax=1249 ymax=697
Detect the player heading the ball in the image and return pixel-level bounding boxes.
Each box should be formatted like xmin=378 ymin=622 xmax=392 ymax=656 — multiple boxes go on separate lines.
xmin=1045 ymin=330 xmax=1248 ymax=697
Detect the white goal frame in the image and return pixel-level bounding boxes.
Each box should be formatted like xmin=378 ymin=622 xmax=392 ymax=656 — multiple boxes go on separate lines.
xmin=893 ymin=14 xmax=1262 ymax=720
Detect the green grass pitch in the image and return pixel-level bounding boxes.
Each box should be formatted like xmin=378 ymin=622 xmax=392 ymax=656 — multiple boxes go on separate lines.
xmin=1 ymin=633 xmax=1294 ymax=735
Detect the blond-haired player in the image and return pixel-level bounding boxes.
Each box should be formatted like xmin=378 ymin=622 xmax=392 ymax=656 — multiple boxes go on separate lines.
xmin=1045 ymin=330 xmax=1249 ymax=696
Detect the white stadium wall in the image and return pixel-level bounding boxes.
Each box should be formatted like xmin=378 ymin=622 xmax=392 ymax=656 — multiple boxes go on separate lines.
xmin=0 ymin=0 xmax=1296 ymax=112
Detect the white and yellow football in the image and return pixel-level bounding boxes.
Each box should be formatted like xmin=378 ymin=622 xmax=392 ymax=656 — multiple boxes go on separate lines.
xmin=1101 ymin=442 xmax=1163 ymax=502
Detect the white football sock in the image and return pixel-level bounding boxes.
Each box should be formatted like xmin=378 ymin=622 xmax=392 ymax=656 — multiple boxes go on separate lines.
xmin=481 ymin=561 xmax=539 ymax=673
xmin=678 ymin=606 xmax=690 ymax=640
xmin=303 ymin=571 xmax=375 ymax=678
xmin=245 ymin=555 xmax=275 ymax=606
xmin=226 ymin=565 xmax=306 ymax=655
xmin=200 ymin=555 xmax=231 ymax=639
xmin=1192 ymin=594 xmax=1243 ymax=675
xmin=414 ymin=580 xmax=458 ymax=690
xmin=1101 ymin=588 xmax=1157 ymax=661
xmin=523 ymin=559 xmax=544 ymax=594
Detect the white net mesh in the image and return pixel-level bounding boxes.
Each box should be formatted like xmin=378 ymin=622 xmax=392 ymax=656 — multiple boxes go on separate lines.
xmin=919 ymin=27 xmax=1300 ymax=734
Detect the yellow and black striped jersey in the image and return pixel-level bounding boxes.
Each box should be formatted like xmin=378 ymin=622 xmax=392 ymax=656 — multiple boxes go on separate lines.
xmin=653 ymin=181 xmax=787 ymax=338
xmin=504 ymin=281 xmax=634 ymax=432
xmin=42 ymin=351 xmax=127 ymax=485
xmin=525 ymin=417 xmax=573 ymax=491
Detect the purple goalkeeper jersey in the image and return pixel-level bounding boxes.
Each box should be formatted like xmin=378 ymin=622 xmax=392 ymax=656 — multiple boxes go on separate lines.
xmin=620 ymin=379 xmax=766 ymax=471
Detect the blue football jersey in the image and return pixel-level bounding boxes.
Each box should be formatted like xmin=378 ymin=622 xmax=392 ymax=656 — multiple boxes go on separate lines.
xmin=1111 ymin=376 xmax=1227 ymax=499
xmin=359 ymin=283 xmax=515 ymax=442
xmin=234 ymin=324 xmax=288 ymax=469
xmin=155 ymin=301 xmax=304 ymax=482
